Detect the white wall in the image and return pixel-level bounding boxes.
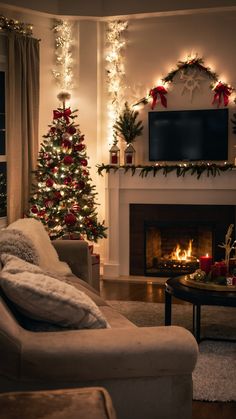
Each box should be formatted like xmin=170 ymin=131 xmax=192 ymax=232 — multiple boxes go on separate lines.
xmin=0 ymin=3 xmax=236 ymax=261
xmin=121 ymin=10 xmax=236 ymax=164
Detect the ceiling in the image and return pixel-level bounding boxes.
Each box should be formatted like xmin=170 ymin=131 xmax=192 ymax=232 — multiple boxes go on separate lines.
xmin=0 ymin=0 xmax=236 ymax=17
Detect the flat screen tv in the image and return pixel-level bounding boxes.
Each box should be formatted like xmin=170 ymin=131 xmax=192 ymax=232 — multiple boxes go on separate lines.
xmin=149 ymin=108 xmax=228 ymax=161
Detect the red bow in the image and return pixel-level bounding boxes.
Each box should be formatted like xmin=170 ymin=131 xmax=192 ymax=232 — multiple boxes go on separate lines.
xmin=212 ymin=82 xmax=232 ymax=107
xmin=53 ymin=108 xmax=72 ymax=123
xmin=149 ymin=86 xmax=167 ymax=110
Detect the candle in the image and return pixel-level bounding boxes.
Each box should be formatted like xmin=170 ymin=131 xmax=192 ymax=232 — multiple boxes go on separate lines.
xmin=111 ymin=154 xmax=118 ymax=164
xmin=199 ymin=254 xmax=213 ymax=274
xmin=126 ymin=154 xmax=133 ymax=164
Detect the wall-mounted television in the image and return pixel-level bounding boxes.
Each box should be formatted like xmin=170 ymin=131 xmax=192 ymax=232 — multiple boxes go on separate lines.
xmin=149 ymin=108 xmax=228 ymax=161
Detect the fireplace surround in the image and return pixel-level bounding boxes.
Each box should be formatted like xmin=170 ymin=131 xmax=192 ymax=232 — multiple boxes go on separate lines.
xmin=103 ymin=169 xmax=236 ymax=279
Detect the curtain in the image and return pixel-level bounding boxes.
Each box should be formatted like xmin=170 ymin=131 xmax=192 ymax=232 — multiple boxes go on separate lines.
xmin=7 ymin=33 xmax=40 ymax=224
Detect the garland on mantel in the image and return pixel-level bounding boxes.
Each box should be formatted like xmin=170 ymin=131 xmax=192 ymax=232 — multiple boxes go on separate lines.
xmin=97 ymin=163 xmax=234 ymax=179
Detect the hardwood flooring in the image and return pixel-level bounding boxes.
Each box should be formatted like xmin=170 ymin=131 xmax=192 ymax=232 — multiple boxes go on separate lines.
xmin=101 ymin=279 xmax=236 ymax=419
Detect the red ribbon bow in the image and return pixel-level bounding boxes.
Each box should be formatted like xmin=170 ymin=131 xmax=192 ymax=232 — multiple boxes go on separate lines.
xmin=212 ymin=82 xmax=232 ymax=107
xmin=53 ymin=108 xmax=72 ymax=123
xmin=149 ymin=86 xmax=167 ymax=110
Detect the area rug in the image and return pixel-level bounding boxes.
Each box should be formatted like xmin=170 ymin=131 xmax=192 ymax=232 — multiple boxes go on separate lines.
xmin=108 ymin=300 xmax=236 ymax=402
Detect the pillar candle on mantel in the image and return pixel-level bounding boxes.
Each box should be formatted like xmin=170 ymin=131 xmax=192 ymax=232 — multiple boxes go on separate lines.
xmin=199 ymin=254 xmax=213 ymax=274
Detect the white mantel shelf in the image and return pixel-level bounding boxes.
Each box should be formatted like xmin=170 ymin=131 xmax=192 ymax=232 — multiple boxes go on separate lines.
xmin=103 ymin=169 xmax=236 ymax=279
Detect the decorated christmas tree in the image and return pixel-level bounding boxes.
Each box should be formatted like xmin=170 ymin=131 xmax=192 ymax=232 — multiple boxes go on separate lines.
xmin=29 ymin=92 xmax=107 ymax=241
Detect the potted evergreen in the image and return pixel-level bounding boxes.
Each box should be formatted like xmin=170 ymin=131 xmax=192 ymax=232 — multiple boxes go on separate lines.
xmin=113 ymin=102 xmax=144 ymax=165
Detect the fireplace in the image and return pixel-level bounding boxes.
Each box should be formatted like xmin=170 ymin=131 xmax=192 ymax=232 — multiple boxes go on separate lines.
xmin=130 ymin=204 xmax=236 ymax=277
xmin=145 ymin=222 xmax=212 ymax=276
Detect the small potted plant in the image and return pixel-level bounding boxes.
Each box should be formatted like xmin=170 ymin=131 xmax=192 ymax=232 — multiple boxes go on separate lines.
xmin=113 ymin=102 xmax=143 ymax=165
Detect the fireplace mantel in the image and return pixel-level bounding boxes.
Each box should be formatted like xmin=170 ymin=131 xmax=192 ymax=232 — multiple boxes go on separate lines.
xmin=103 ymin=168 xmax=236 ymax=278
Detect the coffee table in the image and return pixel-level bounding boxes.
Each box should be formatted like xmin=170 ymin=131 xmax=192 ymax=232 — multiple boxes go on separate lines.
xmin=165 ymin=276 xmax=236 ymax=342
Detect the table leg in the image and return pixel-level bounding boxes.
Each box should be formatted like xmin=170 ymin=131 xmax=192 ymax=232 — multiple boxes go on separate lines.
xmin=193 ymin=304 xmax=201 ymax=343
xmin=165 ymin=290 xmax=172 ymax=325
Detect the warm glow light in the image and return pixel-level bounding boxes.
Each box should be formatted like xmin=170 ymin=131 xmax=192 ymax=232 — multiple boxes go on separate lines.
xmin=105 ymin=20 xmax=128 ymax=147
xmin=171 ymin=240 xmax=193 ymax=261
xmin=52 ymin=20 xmax=74 ymax=90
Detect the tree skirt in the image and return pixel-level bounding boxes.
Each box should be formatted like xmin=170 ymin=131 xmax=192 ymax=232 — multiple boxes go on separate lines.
xmin=108 ymin=301 xmax=236 ymax=402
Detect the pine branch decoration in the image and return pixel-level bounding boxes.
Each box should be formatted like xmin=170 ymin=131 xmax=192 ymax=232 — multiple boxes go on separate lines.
xmin=113 ymin=101 xmax=144 ymax=143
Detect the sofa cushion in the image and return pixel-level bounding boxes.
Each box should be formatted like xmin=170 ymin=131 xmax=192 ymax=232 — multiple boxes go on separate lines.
xmin=7 ymin=218 xmax=72 ymax=276
xmin=0 ymin=254 xmax=109 ymax=330
xmin=0 ymin=229 xmax=39 ymax=265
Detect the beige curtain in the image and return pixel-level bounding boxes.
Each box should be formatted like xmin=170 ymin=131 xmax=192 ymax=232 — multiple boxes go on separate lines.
xmin=7 ymin=33 xmax=39 ymax=224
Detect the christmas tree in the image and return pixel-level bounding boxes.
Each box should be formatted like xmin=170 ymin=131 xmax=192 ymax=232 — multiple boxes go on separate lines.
xmin=29 ymin=92 xmax=107 ymax=241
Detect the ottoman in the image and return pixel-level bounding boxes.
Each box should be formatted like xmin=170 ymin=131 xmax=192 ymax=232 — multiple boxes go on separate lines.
xmin=0 ymin=387 xmax=116 ymax=419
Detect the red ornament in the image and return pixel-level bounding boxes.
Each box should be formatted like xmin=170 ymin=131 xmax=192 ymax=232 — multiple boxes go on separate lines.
xmin=64 ymin=176 xmax=72 ymax=185
xmin=63 ymin=155 xmax=74 ymax=165
xmin=74 ymin=143 xmax=85 ymax=152
xmin=212 ymin=82 xmax=232 ymax=107
xmin=51 ymin=166 xmax=58 ymax=173
xmin=54 ymin=191 xmax=62 ymax=200
xmin=80 ymin=159 xmax=88 ymax=167
xmin=31 ymin=205 xmax=38 ymax=214
xmin=83 ymin=170 xmax=89 ymax=177
xmin=44 ymin=199 xmax=54 ymax=208
xmin=67 ymin=125 xmax=76 ymax=135
xmin=46 ymin=178 xmax=54 ymax=187
xmin=149 ymin=85 xmax=168 ymax=110
xmin=38 ymin=209 xmax=46 ymax=217
xmin=71 ymin=203 xmax=81 ymax=213
xmin=64 ymin=213 xmax=77 ymax=226
xmin=75 ymin=180 xmax=85 ymax=190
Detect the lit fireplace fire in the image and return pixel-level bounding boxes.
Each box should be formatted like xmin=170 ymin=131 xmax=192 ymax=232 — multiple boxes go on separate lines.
xmin=170 ymin=239 xmax=194 ymax=261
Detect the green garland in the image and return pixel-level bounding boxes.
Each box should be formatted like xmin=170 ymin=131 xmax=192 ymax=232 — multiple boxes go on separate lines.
xmin=97 ymin=163 xmax=234 ymax=180
xmin=162 ymin=56 xmax=218 ymax=84
xmin=0 ymin=15 xmax=33 ymax=36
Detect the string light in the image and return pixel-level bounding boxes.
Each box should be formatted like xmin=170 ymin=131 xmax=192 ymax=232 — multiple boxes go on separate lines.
xmin=52 ymin=20 xmax=74 ymax=90
xmin=105 ymin=20 xmax=128 ymax=146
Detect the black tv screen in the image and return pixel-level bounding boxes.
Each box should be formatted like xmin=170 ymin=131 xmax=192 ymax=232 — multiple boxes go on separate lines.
xmin=149 ymin=109 xmax=228 ymax=161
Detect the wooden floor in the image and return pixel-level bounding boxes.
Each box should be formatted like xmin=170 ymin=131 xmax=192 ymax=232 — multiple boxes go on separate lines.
xmin=101 ymin=279 xmax=236 ymax=419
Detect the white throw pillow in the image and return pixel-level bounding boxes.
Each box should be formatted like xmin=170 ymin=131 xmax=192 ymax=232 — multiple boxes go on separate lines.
xmin=7 ymin=218 xmax=72 ymax=276
xmin=0 ymin=253 xmax=109 ymax=329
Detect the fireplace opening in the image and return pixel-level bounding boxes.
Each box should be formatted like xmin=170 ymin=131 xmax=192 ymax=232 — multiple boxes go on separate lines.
xmin=145 ymin=222 xmax=213 ymax=276
xmin=130 ymin=204 xmax=236 ymax=277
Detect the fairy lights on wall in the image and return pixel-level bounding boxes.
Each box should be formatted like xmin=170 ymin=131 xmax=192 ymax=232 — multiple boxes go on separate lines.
xmin=105 ymin=20 xmax=128 ymax=146
xmin=52 ymin=20 xmax=74 ymax=90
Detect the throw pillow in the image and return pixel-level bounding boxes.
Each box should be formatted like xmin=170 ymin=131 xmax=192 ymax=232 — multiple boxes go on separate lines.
xmin=7 ymin=218 xmax=72 ymax=276
xmin=0 ymin=229 xmax=39 ymax=265
xmin=0 ymin=253 xmax=109 ymax=329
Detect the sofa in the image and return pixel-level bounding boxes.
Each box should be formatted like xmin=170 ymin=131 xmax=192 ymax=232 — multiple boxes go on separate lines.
xmin=0 ymin=218 xmax=198 ymax=419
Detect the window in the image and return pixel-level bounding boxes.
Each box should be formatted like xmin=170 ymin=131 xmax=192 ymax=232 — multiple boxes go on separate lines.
xmin=0 ymin=69 xmax=6 ymax=219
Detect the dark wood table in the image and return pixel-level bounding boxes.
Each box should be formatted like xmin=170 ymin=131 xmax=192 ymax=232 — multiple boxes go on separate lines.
xmin=165 ymin=276 xmax=236 ymax=342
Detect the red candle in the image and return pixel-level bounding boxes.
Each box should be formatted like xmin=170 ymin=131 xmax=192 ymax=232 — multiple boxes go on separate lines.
xmin=126 ymin=154 xmax=133 ymax=164
xmin=199 ymin=254 xmax=213 ymax=274
xmin=111 ymin=154 xmax=118 ymax=164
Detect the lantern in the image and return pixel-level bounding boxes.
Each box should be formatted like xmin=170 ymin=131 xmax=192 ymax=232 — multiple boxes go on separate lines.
xmin=109 ymin=144 xmax=120 ymax=165
xmin=124 ymin=143 xmax=135 ymax=165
